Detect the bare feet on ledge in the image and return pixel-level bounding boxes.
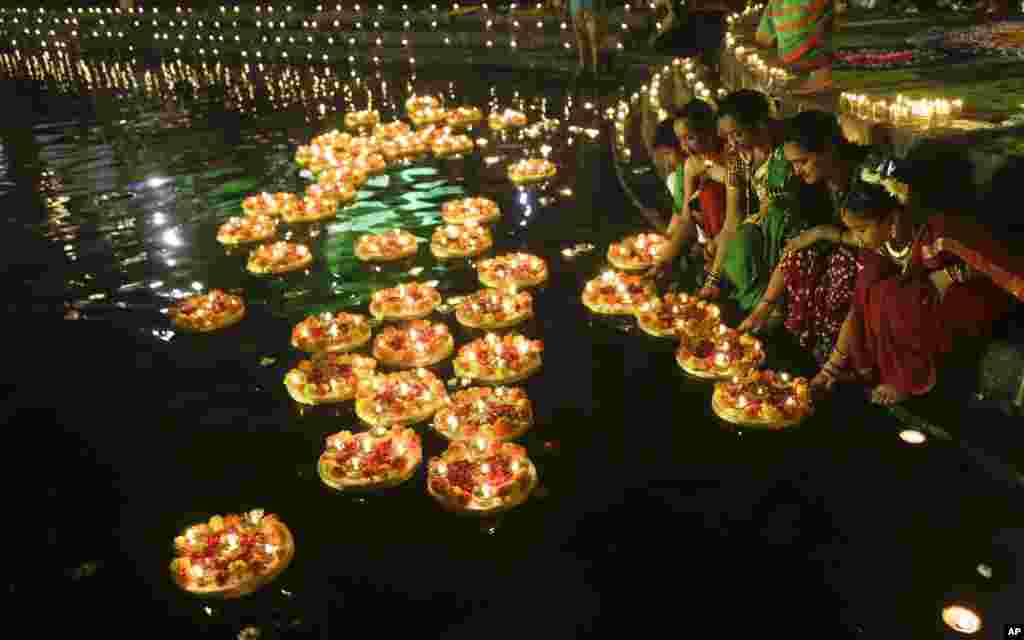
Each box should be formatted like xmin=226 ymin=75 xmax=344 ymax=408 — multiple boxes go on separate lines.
xmin=809 ymin=362 xmax=869 ymax=396
xmin=788 ymin=68 xmax=835 ymax=96
xmin=869 ymin=384 xmax=910 ymax=406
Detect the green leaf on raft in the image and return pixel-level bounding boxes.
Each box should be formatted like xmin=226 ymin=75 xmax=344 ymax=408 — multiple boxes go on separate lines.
xmin=212 ymin=178 xmax=262 ymax=196
xmin=365 ymin=175 xmax=391 ymax=189
xmin=412 ymin=179 xmax=449 ymax=190
xmin=398 ymin=167 xmax=440 ymax=180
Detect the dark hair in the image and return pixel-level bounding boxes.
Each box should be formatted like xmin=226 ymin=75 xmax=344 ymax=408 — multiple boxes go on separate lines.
xmin=677 ymin=98 xmax=717 ymax=137
xmin=716 ymin=89 xmax=773 ymax=131
xmin=844 ymin=180 xmax=899 ymax=221
xmin=652 ymin=118 xmax=680 ymax=151
xmin=901 ymin=142 xmax=977 ymax=214
xmin=783 ymin=110 xmax=844 ymax=154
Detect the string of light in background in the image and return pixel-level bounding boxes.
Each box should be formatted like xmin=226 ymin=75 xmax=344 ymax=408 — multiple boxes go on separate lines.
xmin=0 ymin=3 xmax=661 ymax=60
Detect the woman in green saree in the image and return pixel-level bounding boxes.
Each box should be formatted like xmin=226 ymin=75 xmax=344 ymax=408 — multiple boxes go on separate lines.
xmin=699 ymin=90 xmax=826 ymax=315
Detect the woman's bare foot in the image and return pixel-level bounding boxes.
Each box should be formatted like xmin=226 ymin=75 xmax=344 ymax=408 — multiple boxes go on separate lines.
xmin=789 ymin=68 xmax=834 ymax=95
xmin=809 ymin=367 xmax=837 ymax=394
xmin=869 ymin=384 xmax=909 ymax=406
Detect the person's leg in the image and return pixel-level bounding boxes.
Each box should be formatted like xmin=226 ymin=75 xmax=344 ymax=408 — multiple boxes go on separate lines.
xmin=573 ymin=10 xmax=588 ymax=70
xmin=584 ymin=10 xmax=601 ymax=72
xmin=722 ymin=224 xmax=768 ymax=314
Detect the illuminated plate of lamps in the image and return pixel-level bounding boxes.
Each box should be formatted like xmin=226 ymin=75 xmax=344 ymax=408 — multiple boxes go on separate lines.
xmin=170 ymin=519 xmax=295 ymax=600
xmin=168 ymin=291 xmax=246 ymax=333
xmin=676 ymin=327 xmax=763 ymax=381
xmin=709 ymin=372 xmax=812 ymax=430
xmin=427 ymin=459 xmax=538 ymax=517
xmin=317 ymin=428 xmax=423 ymax=492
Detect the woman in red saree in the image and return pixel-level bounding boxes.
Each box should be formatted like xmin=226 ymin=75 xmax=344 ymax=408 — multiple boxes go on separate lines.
xmin=812 ymin=171 xmax=1024 ymax=405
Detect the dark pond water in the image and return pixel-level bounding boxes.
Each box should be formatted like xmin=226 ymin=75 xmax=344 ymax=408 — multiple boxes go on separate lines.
xmin=7 ymin=53 xmax=1024 ymax=639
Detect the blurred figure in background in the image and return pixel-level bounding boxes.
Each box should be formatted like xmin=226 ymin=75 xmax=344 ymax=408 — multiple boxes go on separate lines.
xmin=570 ymin=0 xmax=608 ymax=79
xmin=755 ymin=0 xmax=839 ymax=95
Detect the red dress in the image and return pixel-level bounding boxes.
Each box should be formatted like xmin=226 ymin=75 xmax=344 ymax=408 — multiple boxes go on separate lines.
xmin=848 ymin=214 xmax=1023 ymax=396
xmin=693 ymin=179 xmax=726 ymax=241
xmin=781 ymin=245 xmax=861 ymax=364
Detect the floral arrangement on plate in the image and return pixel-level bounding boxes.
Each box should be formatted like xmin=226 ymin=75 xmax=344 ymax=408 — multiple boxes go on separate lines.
xmin=432 ymin=133 xmax=475 ymax=157
xmin=216 ymin=214 xmax=278 ymax=246
xmin=169 ymin=509 xmax=294 ymax=599
xmin=168 ymin=289 xmax=245 ymax=333
xmin=488 ymin=108 xmax=528 ymax=131
xmin=477 ymin=252 xmax=548 ymax=290
xmin=318 ymin=426 xmax=422 ymax=490
xmin=242 ymin=192 xmax=300 ymax=217
xmin=291 ymin=311 xmax=372 ymax=353
xmin=355 ymin=230 xmax=420 ymax=263
xmin=368 ymin=282 xmax=442 ymax=321
xmin=246 ymin=241 xmax=312 ymax=275
xmin=372 ymin=319 xmax=455 ymax=368
xmin=446 ymin=106 xmax=484 ymax=129
xmin=607 ymin=233 xmax=668 ymax=271
xmin=281 ymin=194 xmax=338 ymax=224
xmin=427 ymin=438 xmax=537 ymax=515
xmin=676 ymin=324 xmax=764 ymax=380
xmin=433 ymin=386 xmax=533 ymax=442
xmin=634 ymin=293 xmax=713 ymax=338
xmin=305 ymin=182 xmax=356 ymax=208
xmin=430 ymin=222 xmax=494 ymax=259
xmin=344 ymin=109 xmax=380 ymax=130
xmin=317 ymin=165 xmax=369 ymax=190
xmin=833 ymin=46 xmax=950 ymax=70
xmin=712 ymin=369 xmax=813 ymax=429
xmin=284 ymin=353 xmax=378 ymax=405
xmin=354 ymin=368 xmax=448 ymax=428
xmin=374 ymin=120 xmax=413 ymax=140
xmin=581 ymin=270 xmax=656 ymax=315
xmin=455 ymin=289 xmax=533 ymax=330
xmin=508 ymin=158 xmax=557 ymax=185
xmin=442 ymin=197 xmax=501 ymax=225
xmin=453 ymin=333 xmax=543 ymax=384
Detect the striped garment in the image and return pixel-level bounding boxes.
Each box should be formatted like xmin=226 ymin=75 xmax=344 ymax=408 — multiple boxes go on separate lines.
xmin=756 ymin=0 xmax=834 ymax=70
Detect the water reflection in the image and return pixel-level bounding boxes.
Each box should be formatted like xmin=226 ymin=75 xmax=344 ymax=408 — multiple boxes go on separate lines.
xmin=11 ymin=47 xmax=1024 ymax=640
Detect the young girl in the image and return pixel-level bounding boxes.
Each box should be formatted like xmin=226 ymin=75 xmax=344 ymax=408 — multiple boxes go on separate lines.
xmin=813 ymin=169 xmax=1024 ymax=405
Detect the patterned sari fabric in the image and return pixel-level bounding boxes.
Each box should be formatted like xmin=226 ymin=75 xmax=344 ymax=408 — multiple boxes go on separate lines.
xmin=781 ymin=245 xmax=860 ymax=364
xmin=780 ymin=147 xmax=872 ymax=364
xmin=722 ymin=145 xmax=814 ymax=312
xmin=757 ymin=0 xmax=835 ymax=72
xmin=848 ymin=214 xmax=1022 ymax=397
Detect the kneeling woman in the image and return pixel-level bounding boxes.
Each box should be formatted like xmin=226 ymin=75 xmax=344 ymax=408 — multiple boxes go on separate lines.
xmin=649 ymin=99 xmax=728 ymax=283
xmin=814 ymin=175 xmax=1024 ymax=405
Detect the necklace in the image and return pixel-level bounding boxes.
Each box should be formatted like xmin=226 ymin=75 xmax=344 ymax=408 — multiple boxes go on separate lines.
xmin=883 ymin=224 xmax=926 ymax=275
xmin=884 ymin=239 xmax=911 ymax=260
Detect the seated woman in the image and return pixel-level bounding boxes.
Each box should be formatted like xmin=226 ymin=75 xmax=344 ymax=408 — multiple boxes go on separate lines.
xmin=813 ymin=167 xmax=1024 ymax=405
xmin=648 ymin=99 xmax=727 ymax=285
xmin=700 ymin=90 xmax=823 ymax=314
xmin=738 ymin=110 xmax=869 ymax=363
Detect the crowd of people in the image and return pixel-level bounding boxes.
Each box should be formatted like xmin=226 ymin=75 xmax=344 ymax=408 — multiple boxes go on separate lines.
xmin=641 ymin=89 xmax=1024 ymax=407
